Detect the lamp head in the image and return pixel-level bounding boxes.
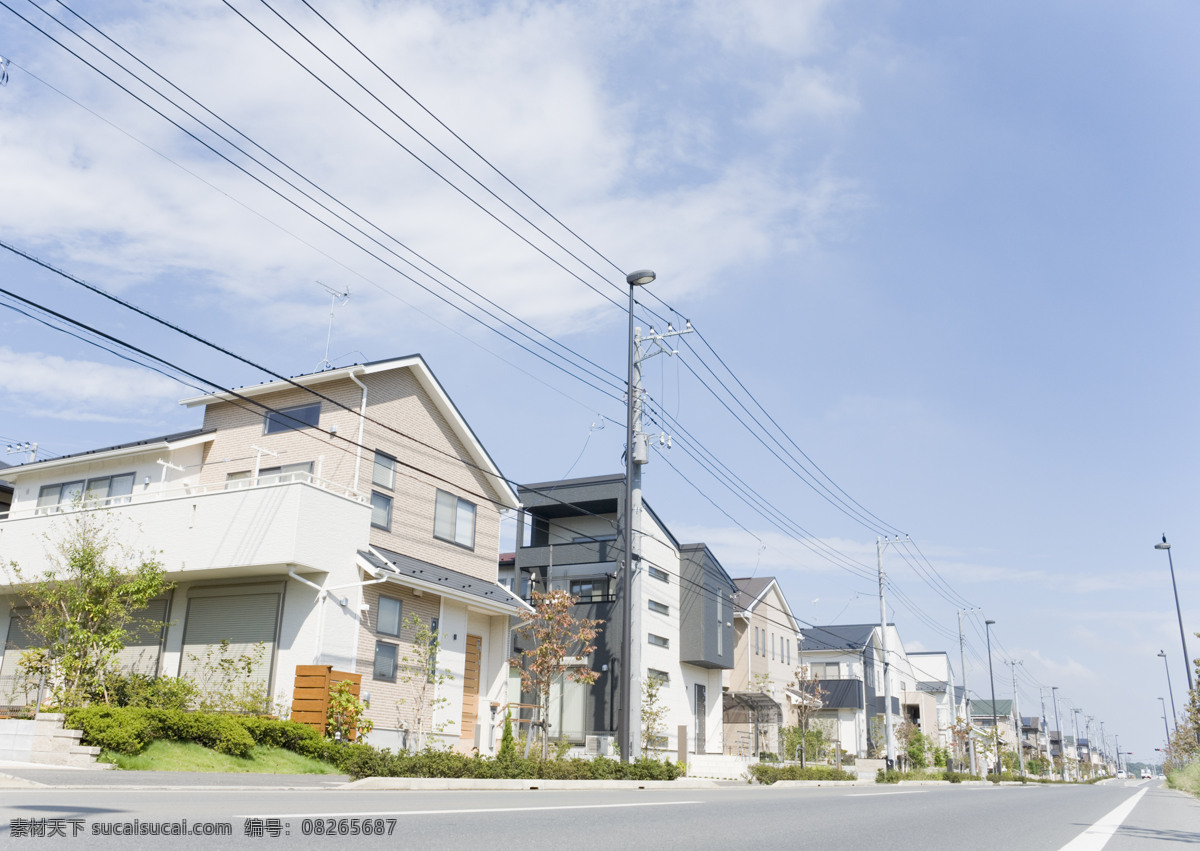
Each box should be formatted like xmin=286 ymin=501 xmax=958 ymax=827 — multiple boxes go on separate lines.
xmin=985 ymin=619 xmax=996 ymax=626
xmin=1158 ymin=650 xmax=1166 ymax=658
xmin=1155 ymin=534 xmax=1170 ymax=550
xmin=626 ymin=269 xmax=656 ymax=286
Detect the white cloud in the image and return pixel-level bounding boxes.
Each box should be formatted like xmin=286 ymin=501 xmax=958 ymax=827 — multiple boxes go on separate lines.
xmin=0 ymin=348 xmax=186 ymax=414
xmin=0 ymin=0 xmax=864 ymax=344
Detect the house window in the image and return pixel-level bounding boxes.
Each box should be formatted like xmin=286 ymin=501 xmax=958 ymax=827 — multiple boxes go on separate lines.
xmin=648 ymin=633 xmax=669 ymax=648
xmin=648 ymin=599 xmax=669 ymax=615
xmin=38 ymin=474 xmax=134 ymax=512
xmin=373 ymin=641 xmax=397 ymax=682
xmin=372 ymin=451 xmax=396 ymax=489
xmin=785 ymin=639 xmax=790 ymax=666
xmin=263 ymin=403 xmax=321 ymax=434
xmin=376 ymin=596 xmax=402 ymax=637
xmin=428 ymin=618 xmax=439 ymax=682
xmin=648 ymin=565 xmax=668 ymax=582
xmin=370 ymin=491 xmax=393 ymax=530
xmin=434 ymin=490 xmax=476 ymax=549
xmin=570 ymin=579 xmax=602 ymax=600
xmin=648 ymin=668 xmax=669 ymax=683
xmin=771 ymin=634 xmax=776 ymax=661
xmin=225 ymin=463 xmax=312 ymax=489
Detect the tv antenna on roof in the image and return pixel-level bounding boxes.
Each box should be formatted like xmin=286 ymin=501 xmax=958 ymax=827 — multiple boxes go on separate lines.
xmin=317 ymin=282 xmax=350 ymax=371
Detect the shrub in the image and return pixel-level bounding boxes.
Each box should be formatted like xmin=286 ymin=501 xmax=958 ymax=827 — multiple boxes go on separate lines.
xmin=751 ymin=764 xmax=856 ymax=784
xmin=64 ymin=706 xmax=154 ymax=755
xmin=876 ymin=768 xmax=903 ymax=783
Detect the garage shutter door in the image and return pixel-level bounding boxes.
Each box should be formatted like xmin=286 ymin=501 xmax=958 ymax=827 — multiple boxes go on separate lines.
xmin=178 ymin=587 xmax=282 ymax=695
xmin=113 ymin=599 xmax=169 ymax=677
xmin=0 ymin=611 xmax=36 ymax=705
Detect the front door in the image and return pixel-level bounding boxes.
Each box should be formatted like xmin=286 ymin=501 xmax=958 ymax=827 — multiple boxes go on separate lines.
xmin=695 ymin=684 xmax=707 ymax=754
xmin=459 ymin=634 xmax=482 ymax=748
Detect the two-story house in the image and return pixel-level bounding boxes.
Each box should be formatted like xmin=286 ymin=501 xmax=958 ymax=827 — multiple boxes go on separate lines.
xmin=505 ymin=474 xmax=736 ymax=758
xmin=905 ymin=650 xmax=961 ymax=758
xmin=0 ymin=356 xmax=526 ymax=753
xmin=723 ymin=577 xmax=802 ymax=757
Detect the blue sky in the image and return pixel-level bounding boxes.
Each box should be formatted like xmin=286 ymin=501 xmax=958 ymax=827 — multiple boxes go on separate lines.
xmin=1 ymin=0 xmax=1197 ymax=764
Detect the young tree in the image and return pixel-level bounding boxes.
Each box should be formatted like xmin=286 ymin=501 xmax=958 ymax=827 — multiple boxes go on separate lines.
xmin=510 ymin=589 xmax=602 ymax=760
xmin=787 ymin=663 xmax=826 ymax=768
xmin=641 ymin=675 xmax=669 ymax=755
xmin=897 ymin=719 xmax=929 ymax=769
xmin=395 ymin=612 xmax=452 ymax=751
xmin=5 ymin=509 xmax=170 ymax=706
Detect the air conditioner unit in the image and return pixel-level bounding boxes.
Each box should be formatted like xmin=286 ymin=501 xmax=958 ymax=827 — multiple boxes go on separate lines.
xmin=585 ymin=735 xmax=613 ymax=756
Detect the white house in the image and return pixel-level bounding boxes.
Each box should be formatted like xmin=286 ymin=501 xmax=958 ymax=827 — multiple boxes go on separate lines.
xmin=0 ymin=356 xmax=527 ymax=753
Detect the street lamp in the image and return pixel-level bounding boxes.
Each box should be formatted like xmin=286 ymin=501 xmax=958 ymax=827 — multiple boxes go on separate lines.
xmin=1158 ymin=650 xmax=1177 ymax=734
xmin=1154 ymin=536 xmax=1194 ymax=694
xmin=985 ymin=619 xmax=1000 ymax=776
xmin=619 ymin=269 xmax=655 ymax=763
xmin=1158 ymin=697 xmax=1171 ymax=747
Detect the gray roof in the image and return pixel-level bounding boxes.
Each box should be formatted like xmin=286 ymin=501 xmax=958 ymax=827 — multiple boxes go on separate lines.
xmin=970 ymin=699 xmax=1014 ymax=717
xmin=361 ymin=546 xmax=526 ymax=614
xmin=732 ymin=577 xmax=774 ymax=614
xmin=2 ymin=428 xmax=213 ymax=470
xmin=801 ymin=623 xmax=879 ymax=652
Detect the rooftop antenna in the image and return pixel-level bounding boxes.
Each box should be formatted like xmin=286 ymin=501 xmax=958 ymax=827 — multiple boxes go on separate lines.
xmin=316 ymin=282 xmax=350 ymax=371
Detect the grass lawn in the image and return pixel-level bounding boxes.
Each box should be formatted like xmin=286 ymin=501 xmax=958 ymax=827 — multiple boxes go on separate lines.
xmin=1167 ymin=762 xmax=1200 ymax=798
xmin=100 ymin=740 xmax=343 ymax=774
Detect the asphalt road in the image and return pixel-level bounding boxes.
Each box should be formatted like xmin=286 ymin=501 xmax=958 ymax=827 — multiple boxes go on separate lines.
xmin=0 ymin=773 xmax=1194 ymax=850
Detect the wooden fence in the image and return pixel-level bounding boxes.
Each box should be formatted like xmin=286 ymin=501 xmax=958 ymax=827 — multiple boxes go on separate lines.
xmin=290 ymin=665 xmax=362 ymax=739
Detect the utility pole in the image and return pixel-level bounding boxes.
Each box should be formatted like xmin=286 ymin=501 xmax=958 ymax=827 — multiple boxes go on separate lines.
xmin=1052 ymin=687 xmax=1065 ymax=780
xmin=877 ymin=535 xmax=910 ymax=770
xmin=1071 ymin=708 xmax=1083 ymax=778
xmin=1008 ymin=661 xmax=1025 ymax=776
xmin=619 ymin=273 xmax=690 ymax=764
xmin=5 ymin=441 xmax=37 ymax=463
xmin=1099 ymin=721 xmax=1107 ymax=772
xmin=1039 ymin=688 xmax=1053 ymax=771
xmin=958 ymin=609 xmax=977 ymax=775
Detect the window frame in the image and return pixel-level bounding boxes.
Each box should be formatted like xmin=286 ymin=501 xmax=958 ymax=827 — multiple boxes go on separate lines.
xmin=647 ymin=565 xmax=669 ymax=582
xmin=370 ymin=490 xmax=393 ymax=530
xmin=376 ymin=596 xmax=402 ymax=637
xmin=263 ymin=403 xmax=321 ymax=435
xmin=433 ymin=489 xmax=476 ymax=550
xmin=647 ymin=632 xmax=669 ymax=649
xmin=372 ymin=451 xmax=396 ymax=490
xmin=373 ymin=640 xmax=398 ymax=682
xmin=647 ymin=599 xmax=669 ymax=615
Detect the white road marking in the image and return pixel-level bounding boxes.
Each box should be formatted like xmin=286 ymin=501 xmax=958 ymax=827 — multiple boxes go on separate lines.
xmin=238 ymin=801 xmax=703 ymax=818
xmin=1058 ymin=788 xmax=1148 ymax=851
xmin=846 ymin=791 xmax=927 ymax=797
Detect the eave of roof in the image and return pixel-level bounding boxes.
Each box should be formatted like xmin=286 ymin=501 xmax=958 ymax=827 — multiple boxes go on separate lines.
xmin=1 ymin=428 xmax=215 ymax=479
xmin=180 ymin=355 xmax=518 ymax=510
xmin=359 ymin=546 xmax=532 ymax=615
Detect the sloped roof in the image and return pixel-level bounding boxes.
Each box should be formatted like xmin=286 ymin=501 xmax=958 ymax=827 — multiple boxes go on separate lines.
xmin=801 ymin=623 xmax=879 ymax=652
xmin=360 ymin=546 xmax=529 ymax=614
xmin=970 ymin=699 xmax=1015 ymax=717
xmin=1 ymin=428 xmax=215 ymax=478
xmin=732 ymin=577 xmax=773 ymax=614
xmin=181 ymin=355 xmax=518 ymax=509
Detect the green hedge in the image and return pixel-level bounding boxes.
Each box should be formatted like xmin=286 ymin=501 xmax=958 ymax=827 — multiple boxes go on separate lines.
xmin=62 ymin=706 xmax=683 ymax=780
xmin=337 ymin=749 xmax=683 ymax=782
xmin=876 ymin=768 xmax=984 ymax=783
xmin=751 ymin=764 xmax=856 ymax=784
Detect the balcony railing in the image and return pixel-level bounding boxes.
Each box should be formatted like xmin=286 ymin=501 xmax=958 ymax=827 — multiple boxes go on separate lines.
xmin=2 ymin=472 xmax=366 ymax=523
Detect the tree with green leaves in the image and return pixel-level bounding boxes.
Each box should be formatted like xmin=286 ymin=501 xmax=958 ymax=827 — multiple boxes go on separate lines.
xmin=787 ymin=663 xmax=826 ymax=768
xmin=641 ymin=675 xmax=670 ymax=755
xmin=5 ymin=509 xmax=170 ymax=707
xmin=510 ymin=589 xmax=601 ymax=760
xmin=395 ymin=611 xmax=451 ymax=750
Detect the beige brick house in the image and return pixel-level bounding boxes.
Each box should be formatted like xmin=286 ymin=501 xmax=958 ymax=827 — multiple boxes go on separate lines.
xmin=0 ymin=356 xmax=525 ymax=753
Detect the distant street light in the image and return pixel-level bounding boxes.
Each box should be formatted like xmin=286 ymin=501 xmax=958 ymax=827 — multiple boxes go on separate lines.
xmin=1158 ymin=697 xmax=1171 ymax=746
xmin=1157 ymin=650 xmax=1177 ymax=734
xmin=985 ymin=619 xmax=1000 ymax=776
xmin=1154 ymin=536 xmax=1194 ymax=694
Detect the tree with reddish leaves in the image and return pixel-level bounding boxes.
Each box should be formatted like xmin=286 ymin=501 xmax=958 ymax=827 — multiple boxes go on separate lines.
xmin=510 ymin=589 xmax=602 ymax=760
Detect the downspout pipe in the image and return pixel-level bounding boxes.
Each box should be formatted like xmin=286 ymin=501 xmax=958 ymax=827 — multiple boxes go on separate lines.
xmin=289 ymin=567 xmax=389 ymax=665
xmin=347 ymin=368 xmax=368 ymax=495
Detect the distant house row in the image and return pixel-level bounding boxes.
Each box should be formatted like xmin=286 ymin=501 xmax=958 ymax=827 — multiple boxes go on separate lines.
xmin=0 ymin=355 xmax=1095 ymax=771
